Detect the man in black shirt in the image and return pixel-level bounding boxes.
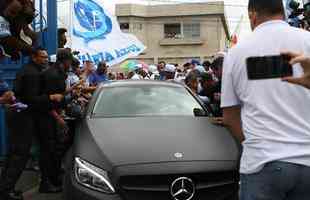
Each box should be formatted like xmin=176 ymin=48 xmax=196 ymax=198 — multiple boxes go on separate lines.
xmin=0 ymin=47 xmax=63 ymax=200
xmin=38 ymin=48 xmax=73 ymax=192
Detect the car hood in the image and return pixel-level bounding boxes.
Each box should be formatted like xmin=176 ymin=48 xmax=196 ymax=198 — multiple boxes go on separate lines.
xmin=86 ymin=117 xmax=239 ymax=167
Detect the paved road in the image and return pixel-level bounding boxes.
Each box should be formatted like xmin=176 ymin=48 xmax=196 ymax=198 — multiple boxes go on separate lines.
xmin=24 ymin=188 xmax=62 ymax=200
xmin=17 ymin=171 xmax=62 ymax=200
xmin=24 ymin=191 xmax=62 ymax=200
xmin=0 ymin=167 xmax=62 ymax=200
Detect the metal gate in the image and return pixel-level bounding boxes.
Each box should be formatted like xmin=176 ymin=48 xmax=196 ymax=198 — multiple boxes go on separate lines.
xmin=0 ymin=0 xmax=58 ymax=158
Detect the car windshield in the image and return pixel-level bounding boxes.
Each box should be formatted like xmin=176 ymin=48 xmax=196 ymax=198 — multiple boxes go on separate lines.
xmin=92 ymin=85 xmax=204 ymax=117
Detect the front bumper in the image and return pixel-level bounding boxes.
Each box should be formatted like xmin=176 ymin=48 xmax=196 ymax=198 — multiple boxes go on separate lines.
xmin=64 ymin=153 xmax=239 ymax=200
xmin=64 ymin=170 xmax=239 ymax=200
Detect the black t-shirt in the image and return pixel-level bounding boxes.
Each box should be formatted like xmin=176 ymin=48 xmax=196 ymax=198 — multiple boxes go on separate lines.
xmin=14 ymin=62 xmax=52 ymax=113
xmin=41 ymin=64 xmax=67 ymax=109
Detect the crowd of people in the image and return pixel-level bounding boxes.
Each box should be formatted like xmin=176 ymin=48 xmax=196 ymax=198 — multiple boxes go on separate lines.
xmin=1 ymin=41 xmax=310 ymax=200
xmin=60 ymin=52 xmax=226 ymax=119
xmin=0 ymin=43 xmax=226 ymax=199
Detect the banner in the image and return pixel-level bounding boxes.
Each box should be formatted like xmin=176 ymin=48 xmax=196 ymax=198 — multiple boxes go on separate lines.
xmin=71 ymin=0 xmax=146 ymax=66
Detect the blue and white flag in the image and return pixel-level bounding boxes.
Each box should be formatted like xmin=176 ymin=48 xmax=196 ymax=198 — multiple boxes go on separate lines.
xmin=71 ymin=0 xmax=146 ymax=66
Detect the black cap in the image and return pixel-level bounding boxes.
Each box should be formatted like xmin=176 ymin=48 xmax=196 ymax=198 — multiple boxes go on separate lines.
xmin=56 ymin=48 xmax=73 ymax=62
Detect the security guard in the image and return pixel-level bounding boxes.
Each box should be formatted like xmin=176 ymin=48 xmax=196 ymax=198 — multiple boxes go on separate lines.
xmin=38 ymin=48 xmax=73 ymax=192
xmin=0 ymin=47 xmax=64 ymax=200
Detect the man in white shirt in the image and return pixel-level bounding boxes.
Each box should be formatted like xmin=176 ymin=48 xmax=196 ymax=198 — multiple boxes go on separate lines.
xmin=221 ymin=0 xmax=310 ymax=199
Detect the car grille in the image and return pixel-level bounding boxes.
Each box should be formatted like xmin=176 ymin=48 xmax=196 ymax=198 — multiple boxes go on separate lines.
xmin=118 ymin=171 xmax=239 ymax=200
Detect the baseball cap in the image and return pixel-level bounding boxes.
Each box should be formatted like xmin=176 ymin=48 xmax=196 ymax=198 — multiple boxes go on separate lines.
xmin=191 ymin=59 xmax=201 ymax=66
xmin=195 ymin=65 xmax=206 ymax=73
xmin=49 ymin=54 xmax=57 ymax=63
xmin=148 ymin=65 xmax=158 ymax=73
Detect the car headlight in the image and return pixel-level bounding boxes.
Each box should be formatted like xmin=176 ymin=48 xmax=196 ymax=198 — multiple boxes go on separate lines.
xmin=74 ymin=157 xmax=115 ymax=194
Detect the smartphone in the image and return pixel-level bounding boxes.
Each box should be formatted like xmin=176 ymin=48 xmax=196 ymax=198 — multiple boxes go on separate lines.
xmin=246 ymin=55 xmax=293 ymax=80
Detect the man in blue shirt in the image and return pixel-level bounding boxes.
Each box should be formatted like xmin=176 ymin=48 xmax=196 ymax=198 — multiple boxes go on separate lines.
xmin=89 ymin=62 xmax=109 ymax=86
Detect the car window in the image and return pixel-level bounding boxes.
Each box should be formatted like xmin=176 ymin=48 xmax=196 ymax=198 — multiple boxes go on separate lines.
xmin=92 ymin=86 xmax=204 ymax=117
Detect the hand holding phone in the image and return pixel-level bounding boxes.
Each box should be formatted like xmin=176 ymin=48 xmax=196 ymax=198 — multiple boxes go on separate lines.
xmin=281 ymin=52 xmax=310 ymax=89
xmin=246 ymin=55 xmax=293 ymax=80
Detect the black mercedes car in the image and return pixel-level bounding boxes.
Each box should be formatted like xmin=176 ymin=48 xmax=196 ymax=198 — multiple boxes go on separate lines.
xmin=63 ymin=80 xmax=240 ymax=200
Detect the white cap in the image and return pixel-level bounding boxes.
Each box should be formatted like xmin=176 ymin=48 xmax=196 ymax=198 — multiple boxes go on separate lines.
xmin=148 ymin=65 xmax=158 ymax=73
xmin=50 ymin=54 xmax=57 ymax=63
xmin=165 ymin=64 xmax=176 ymax=73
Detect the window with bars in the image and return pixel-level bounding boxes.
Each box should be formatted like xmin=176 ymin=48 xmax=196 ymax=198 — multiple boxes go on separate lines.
xmin=183 ymin=23 xmax=201 ymax=38
xmin=120 ymin=23 xmax=130 ymax=31
xmin=163 ymin=23 xmax=200 ymax=39
xmin=164 ymin=23 xmax=182 ymax=38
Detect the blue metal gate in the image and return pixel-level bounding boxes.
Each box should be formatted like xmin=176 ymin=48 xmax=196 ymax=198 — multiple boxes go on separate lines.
xmin=0 ymin=0 xmax=58 ymax=158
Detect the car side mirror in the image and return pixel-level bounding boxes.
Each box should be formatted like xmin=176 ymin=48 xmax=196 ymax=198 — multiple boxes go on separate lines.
xmin=193 ymin=108 xmax=207 ymax=117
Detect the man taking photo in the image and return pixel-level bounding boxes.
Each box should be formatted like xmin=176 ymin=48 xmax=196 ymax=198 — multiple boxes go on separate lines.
xmin=221 ymin=0 xmax=310 ymax=200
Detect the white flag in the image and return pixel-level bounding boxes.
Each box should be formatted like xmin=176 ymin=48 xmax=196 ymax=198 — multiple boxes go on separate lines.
xmin=71 ymin=0 xmax=146 ymax=66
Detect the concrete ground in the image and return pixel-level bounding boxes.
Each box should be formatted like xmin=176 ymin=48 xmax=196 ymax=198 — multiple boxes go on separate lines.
xmin=18 ymin=171 xmax=62 ymax=200
xmin=0 ymin=165 xmax=62 ymax=200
